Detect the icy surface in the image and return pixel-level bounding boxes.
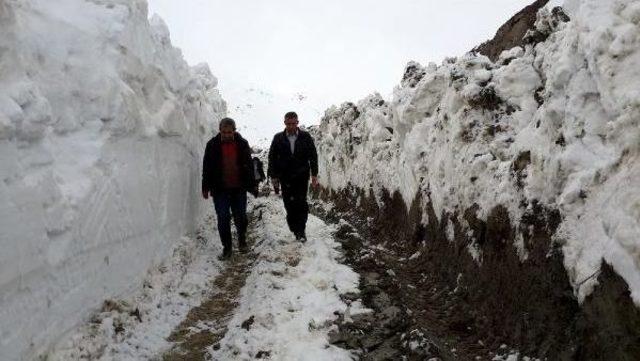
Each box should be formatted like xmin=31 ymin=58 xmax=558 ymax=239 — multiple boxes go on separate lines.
xmin=314 ymin=0 xmax=640 ymax=304
xmin=0 ymin=0 xmax=225 ymax=359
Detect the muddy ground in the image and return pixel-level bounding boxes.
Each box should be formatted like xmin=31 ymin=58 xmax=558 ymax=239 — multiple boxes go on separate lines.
xmin=312 ymin=187 xmax=640 ymax=361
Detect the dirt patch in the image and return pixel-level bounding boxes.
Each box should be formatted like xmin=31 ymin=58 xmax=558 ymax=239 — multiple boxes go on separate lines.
xmin=162 ymin=255 xmax=252 ymax=361
xmin=473 ymin=0 xmax=549 ymax=61
xmin=162 ymin=212 xmax=262 ymax=361
xmin=327 ymin=220 xmax=454 ymax=360
xmin=312 ymin=186 xmax=640 ymax=360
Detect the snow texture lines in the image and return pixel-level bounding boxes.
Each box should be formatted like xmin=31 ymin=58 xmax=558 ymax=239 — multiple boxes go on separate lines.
xmin=47 ymin=215 xmax=225 ymax=361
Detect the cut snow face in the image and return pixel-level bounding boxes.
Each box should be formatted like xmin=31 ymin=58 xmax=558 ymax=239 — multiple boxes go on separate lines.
xmin=0 ymin=0 xmax=225 ymax=359
xmin=47 ymin=215 xmax=224 ymax=360
xmin=313 ymin=0 xmax=640 ymax=305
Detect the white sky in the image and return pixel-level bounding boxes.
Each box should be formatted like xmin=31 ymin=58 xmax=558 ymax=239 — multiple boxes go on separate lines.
xmin=147 ymin=0 xmax=551 ymax=145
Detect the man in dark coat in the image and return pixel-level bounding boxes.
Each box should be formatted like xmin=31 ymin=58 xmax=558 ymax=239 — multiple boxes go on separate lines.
xmin=202 ymin=118 xmax=257 ymax=260
xmin=268 ymin=111 xmax=318 ymax=242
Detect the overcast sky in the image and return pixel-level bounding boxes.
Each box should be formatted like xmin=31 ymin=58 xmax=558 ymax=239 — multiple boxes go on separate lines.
xmin=147 ymin=0 xmax=553 ymax=144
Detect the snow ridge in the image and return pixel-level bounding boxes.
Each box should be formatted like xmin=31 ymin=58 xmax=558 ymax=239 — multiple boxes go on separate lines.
xmin=314 ymin=0 xmax=640 ymax=305
xmin=0 ymin=0 xmax=225 ymax=359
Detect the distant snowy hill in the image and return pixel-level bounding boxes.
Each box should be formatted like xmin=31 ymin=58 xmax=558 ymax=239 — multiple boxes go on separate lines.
xmin=313 ymin=0 xmax=640 ymax=324
xmin=0 ymin=0 xmax=225 ymax=359
xmin=222 ymin=84 xmax=324 ymax=147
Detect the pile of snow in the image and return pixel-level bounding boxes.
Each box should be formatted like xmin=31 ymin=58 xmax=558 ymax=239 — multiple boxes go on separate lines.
xmin=0 ymin=0 xmax=225 ymax=359
xmin=210 ymin=196 xmax=365 ymax=360
xmin=314 ymin=0 xmax=640 ymax=305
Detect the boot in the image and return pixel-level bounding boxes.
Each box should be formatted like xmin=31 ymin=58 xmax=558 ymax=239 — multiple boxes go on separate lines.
xmin=218 ymin=247 xmax=232 ymax=261
xmin=295 ymin=231 xmax=307 ymax=243
xmin=238 ymin=235 xmax=249 ymax=254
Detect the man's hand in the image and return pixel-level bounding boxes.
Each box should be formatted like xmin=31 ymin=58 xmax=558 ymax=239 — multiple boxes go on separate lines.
xmin=272 ymin=178 xmax=280 ymax=195
xmin=202 ymin=189 xmax=209 ymax=199
xmin=311 ymin=176 xmax=319 ymax=189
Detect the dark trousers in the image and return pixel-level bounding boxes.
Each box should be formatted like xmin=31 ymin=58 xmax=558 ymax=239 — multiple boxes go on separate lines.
xmin=213 ymin=190 xmax=247 ymax=251
xmin=281 ymin=178 xmax=309 ymax=236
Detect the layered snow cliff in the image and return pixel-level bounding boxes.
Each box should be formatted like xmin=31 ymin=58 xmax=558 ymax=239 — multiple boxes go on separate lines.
xmin=315 ymin=0 xmax=640 ymax=305
xmin=0 ymin=0 xmax=225 ymax=359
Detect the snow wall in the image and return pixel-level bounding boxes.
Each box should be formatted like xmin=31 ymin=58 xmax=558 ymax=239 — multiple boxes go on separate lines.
xmin=315 ymin=0 xmax=640 ymax=306
xmin=0 ymin=0 xmax=226 ymax=359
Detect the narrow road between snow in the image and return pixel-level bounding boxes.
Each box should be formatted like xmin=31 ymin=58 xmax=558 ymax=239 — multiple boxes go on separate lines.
xmin=199 ymin=196 xmax=364 ymax=360
xmin=48 ymin=196 xmax=365 ymax=360
xmin=46 ymin=194 xmax=544 ymax=361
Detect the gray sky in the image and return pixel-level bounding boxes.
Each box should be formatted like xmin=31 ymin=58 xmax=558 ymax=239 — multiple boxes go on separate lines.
xmin=147 ymin=0 xmax=549 ymax=144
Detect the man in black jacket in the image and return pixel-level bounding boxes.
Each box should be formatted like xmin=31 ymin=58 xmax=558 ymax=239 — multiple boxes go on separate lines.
xmin=268 ymin=111 xmax=318 ymax=242
xmin=202 ymin=118 xmax=257 ymax=260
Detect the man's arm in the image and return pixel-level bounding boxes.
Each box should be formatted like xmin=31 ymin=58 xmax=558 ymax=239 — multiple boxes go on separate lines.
xmin=258 ymin=159 xmax=266 ymax=179
xmin=267 ymin=135 xmax=280 ymax=194
xmin=242 ymin=140 xmax=258 ymax=197
xmin=267 ymin=135 xmax=278 ymax=179
xmin=308 ymin=133 xmax=318 ymax=177
xmin=307 ymin=133 xmax=319 ymax=188
xmin=202 ymin=141 xmax=211 ymax=199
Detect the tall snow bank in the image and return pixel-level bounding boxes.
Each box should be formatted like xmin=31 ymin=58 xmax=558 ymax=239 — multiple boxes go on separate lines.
xmin=0 ymin=0 xmax=225 ymax=359
xmin=315 ymin=0 xmax=640 ymax=305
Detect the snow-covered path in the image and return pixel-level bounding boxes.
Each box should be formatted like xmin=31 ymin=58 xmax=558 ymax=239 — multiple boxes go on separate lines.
xmin=206 ymin=196 xmax=363 ymax=360
xmin=48 ymin=195 xmax=364 ymax=360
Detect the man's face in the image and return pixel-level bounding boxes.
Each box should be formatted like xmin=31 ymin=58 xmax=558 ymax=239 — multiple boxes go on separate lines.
xmin=220 ymin=125 xmax=235 ymax=141
xmin=284 ymin=117 xmax=299 ymax=134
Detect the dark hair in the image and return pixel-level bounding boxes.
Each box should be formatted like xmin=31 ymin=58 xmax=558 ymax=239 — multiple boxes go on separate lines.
xmin=219 ymin=117 xmax=236 ymax=130
xmin=284 ymin=111 xmax=298 ymax=120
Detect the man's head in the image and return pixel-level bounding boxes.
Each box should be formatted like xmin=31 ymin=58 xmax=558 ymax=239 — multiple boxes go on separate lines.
xmin=284 ymin=111 xmax=298 ymax=134
xmin=219 ymin=117 xmax=236 ymax=141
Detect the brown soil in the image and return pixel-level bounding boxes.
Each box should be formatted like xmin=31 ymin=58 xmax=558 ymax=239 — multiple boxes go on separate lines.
xmin=162 ymin=218 xmax=260 ymax=361
xmin=473 ymin=0 xmax=549 ymax=61
xmin=312 ymin=186 xmax=640 ymax=360
xmin=162 ymin=255 xmax=252 ymax=361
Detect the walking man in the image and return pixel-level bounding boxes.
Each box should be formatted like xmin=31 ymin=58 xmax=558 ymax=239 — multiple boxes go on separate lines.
xmin=268 ymin=111 xmax=318 ymax=242
xmin=202 ymin=118 xmax=257 ymax=260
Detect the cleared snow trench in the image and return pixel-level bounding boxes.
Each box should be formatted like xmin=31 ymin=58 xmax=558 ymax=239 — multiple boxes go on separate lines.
xmin=48 ymin=196 xmax=365 ymax=360
xmin=209 ymin=196 xmax=363 ymax=360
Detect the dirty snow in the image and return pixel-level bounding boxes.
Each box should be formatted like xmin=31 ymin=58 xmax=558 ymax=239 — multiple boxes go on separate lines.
xmin=313 ymin=0 xmax=640 ymax=304
xmin=46 ymin=196 xmax=364 ymax=361
xmin=209 ymin=196 xmax=363 ymax=360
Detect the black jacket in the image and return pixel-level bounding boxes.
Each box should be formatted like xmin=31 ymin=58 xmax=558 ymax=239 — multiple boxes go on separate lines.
xmin=268 ymin=129 xmax=318 ymax=182
xmin=202 ymin=133 xmax=255 ymax=194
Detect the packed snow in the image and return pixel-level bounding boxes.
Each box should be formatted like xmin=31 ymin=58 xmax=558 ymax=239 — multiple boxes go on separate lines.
xmin=0 ymin=0 xmax=225 ymax=359
xmin=314 ymin=0 xmax=640 ymax=305
xmin=209 ymin=196 xmax=364 ymax=360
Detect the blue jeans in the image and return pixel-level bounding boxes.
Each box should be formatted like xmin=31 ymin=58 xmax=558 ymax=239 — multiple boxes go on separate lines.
xmin=213 ymin=190 xmax=247 ymax=252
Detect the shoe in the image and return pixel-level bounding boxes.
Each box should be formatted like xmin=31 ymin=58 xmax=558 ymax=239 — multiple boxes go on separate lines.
xmin=218 ymin=249 xmax=232 ymax=261
xmin=239 ymin=243 xmax=249 ymax=254
xmin=295 ymin=232 xmax=307 ymax=243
